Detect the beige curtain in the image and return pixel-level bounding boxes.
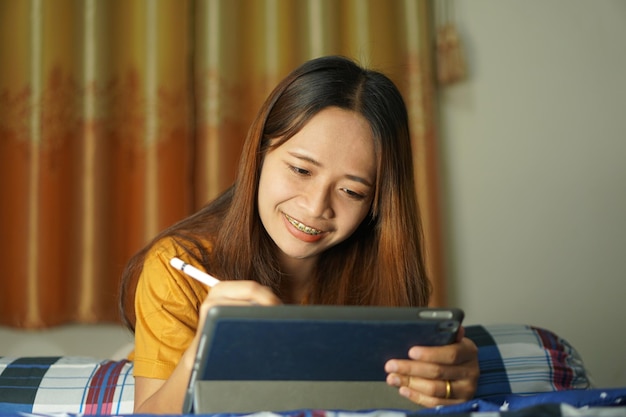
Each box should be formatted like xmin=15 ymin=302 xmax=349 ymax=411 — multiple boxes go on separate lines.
xmin=0 ymin=0 xmax=446 ymax=328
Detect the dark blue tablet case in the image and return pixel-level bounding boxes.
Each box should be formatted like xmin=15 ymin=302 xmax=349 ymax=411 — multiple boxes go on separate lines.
xmin=185 ymin=305 xmax=464 ymax=413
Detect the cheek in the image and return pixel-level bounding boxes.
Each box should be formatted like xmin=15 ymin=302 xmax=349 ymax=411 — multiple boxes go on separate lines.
xmin=258 ymin=169 xmax=289 ymax=210
xmin=257 ymin=174 xmax=273 ymax=210
xmin=337 ymin=204 xmax=372 ymax=235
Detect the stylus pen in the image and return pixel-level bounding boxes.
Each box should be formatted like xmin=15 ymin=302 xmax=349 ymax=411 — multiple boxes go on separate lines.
xmin=170 ymin=257 xmax=220 ymax=287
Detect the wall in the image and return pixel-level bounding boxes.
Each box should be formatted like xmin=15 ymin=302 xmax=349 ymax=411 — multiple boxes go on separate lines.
xmin=439 ymin=0 xmax=626 ymax=387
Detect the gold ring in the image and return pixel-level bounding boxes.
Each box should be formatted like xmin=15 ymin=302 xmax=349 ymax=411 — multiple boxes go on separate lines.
xmin=445 ymin=379 xmax=452 ymax=399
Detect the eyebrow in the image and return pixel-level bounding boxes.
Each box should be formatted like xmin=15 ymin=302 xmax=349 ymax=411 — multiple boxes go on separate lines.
xmin=289 ymin=151 xmax=374 ymax=187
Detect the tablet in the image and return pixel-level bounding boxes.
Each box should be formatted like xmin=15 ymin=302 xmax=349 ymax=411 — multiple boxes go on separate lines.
xmin=184 ymin=305 xmax=464 ymax=413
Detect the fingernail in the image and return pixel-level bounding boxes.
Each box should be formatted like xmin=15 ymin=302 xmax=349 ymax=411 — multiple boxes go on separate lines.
xmin=388 ymin=375 xmax=401 ymax=386
xmin=409 ymin=347 xmax=423 ymax=359
xmin=385 ymin=361 xmax=398 ymax=372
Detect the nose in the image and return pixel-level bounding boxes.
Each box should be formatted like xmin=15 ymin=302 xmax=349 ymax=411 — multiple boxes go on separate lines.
xmin=302 ymin=182 xmax=335 ymax=219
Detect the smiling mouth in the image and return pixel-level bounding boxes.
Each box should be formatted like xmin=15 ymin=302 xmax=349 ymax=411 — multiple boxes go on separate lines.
xmin=284 ymin=213 xmax=323 ymax=235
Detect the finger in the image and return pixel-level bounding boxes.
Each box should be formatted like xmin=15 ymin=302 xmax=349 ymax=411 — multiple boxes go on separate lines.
xmin=207 ymin=280 xmax=282 ymax=306
xmin=386 ymin=354 xmax=479 ymax=391
xmin=397 ymin=384 xmax=462 ymax=408
xmin=402 ymin=377 xmax=452 ymax=399
xmin=386 ymin=367 xmax=450 ymax=392
xmin=387 ymin=369 xmax=478 ymax=403
xmin=385 ymin=338 xmax=480 ymax=405
xmin=385 ymin=358 xmax=450 ymax=381
xmin=410 ymin=378 xmax=478 ymax=404
xmin=456 ymin=325 xmax=465 ymax=343
xmin=408 ymin=337 xmax=478 ymax=365
xmin=195 ymin=281 xmax=281 ymax=341
xmin=386 ymin=374 xmax=453 ymax=406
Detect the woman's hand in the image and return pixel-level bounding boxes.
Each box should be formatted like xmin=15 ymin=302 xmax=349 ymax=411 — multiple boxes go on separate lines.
xmin=197 ymin=280 xmax=282 ymax=329
xmin=202 ymin=280 xmax=282 ymax=307
xmin=384 ymin=327 xmax=480 ymax=407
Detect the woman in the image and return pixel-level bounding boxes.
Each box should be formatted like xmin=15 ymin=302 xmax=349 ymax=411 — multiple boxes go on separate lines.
xmin=119 ymin=55 xmax=479 ymax=413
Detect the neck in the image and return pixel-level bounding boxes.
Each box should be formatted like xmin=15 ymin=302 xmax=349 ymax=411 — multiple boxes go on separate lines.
xmin=278 ymin=255 xmax=316 ymax=304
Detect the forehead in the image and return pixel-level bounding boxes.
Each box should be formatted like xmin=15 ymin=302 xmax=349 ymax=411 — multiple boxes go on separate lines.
xmin=279 ymin=107 xmax=376 ymax=175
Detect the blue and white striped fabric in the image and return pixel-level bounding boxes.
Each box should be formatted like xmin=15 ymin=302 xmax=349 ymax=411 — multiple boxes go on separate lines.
xmin=0 ymin=356 xmax=134 ymax=414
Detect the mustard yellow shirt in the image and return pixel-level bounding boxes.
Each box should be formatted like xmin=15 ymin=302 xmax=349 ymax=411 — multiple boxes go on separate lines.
xmin=131 ymin=236 xmax=209 ymax=379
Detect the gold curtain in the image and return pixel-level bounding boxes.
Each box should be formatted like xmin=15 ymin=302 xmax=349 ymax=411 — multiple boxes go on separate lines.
xmin=0 ymin=0 xmax=446 ymax=329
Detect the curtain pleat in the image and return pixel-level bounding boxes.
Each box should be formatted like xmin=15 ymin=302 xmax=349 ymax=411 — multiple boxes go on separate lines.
xmin=0 ymin=0 xmax=445 ymax=328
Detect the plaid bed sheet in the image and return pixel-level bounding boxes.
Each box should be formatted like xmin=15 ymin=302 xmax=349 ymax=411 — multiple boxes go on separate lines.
xmin=0 ymin=356 xmax=133 ymax=414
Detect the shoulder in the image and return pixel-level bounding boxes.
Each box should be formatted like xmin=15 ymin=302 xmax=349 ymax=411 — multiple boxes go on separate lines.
xmin=145 ymin=235 xmax=213 ymax=269
xmin=138 ymin=236 xmax=212 ymax=306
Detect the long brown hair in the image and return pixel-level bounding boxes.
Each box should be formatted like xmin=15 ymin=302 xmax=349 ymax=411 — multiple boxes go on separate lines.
xmin=119 ymin=56 xmax=430 ymax=331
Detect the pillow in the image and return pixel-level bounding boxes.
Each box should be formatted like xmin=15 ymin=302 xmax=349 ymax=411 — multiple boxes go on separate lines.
xmin=0 ymin=356 xmax=134 ymax=414
xmin=465 ymin=324 xmax=591 ymax=399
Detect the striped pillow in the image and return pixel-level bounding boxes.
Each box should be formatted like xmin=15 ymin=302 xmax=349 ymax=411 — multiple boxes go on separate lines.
xmin=466 ymin=324 xmax=591 ymax=398
xmin=0 ymin=356 xmax=133 ymax=414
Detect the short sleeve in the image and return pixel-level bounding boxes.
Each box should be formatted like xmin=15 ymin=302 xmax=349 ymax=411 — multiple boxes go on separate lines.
xmin=132 ymin=237 xmax=209 ymax=379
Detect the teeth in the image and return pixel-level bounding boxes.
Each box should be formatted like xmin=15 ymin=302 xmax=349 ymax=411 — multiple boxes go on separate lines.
xmin=285 ymin=214 xmax=323 ymax=235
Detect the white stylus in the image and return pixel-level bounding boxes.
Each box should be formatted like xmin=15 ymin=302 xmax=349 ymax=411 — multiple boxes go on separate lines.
xmin=170 ymin=257 xmax=220 ymax=287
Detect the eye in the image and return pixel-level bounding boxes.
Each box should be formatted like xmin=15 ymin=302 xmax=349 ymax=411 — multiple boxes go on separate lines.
xmin=288 ymin=165 xmax=311 ymax=176
xmin=341 ymin=188 xmax=366 ymax=200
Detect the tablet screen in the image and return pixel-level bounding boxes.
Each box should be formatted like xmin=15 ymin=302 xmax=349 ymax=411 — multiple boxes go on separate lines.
xmin=193 ymin=305 xmax=464 ymax=381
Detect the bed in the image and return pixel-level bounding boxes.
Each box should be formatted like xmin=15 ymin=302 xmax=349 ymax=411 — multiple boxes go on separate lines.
xmin=1 ymin=324 xmax=625 ymax=416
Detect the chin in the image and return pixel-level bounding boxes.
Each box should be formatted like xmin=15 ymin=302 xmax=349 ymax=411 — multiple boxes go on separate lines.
xmin=275 ymin=242 xmax=324 ymax=260
xmin=280 ymin=249 xmax=320 ymax=260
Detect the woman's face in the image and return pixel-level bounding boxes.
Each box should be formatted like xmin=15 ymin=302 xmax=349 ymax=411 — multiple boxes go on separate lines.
xmin=258 ymin=106 xmax=376 ymax=265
